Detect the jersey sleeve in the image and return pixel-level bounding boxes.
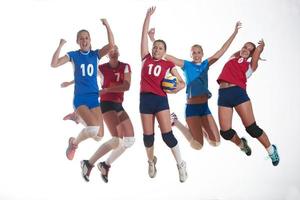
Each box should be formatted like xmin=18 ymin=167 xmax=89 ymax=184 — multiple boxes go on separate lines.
xmin=201 ymin=59 xmax=209 ymax=71
xmin=182 ymin=60 xmax=190 ymax=71
xmin=124 ymin=64 xmax=131 ymax=73
xmin=142 ymin=53 xmax=151 ymax=62
xmin=66 ymin=51 xmax=76 ymax=62
xmin=93 ymin=49 xmax=101 ymax=59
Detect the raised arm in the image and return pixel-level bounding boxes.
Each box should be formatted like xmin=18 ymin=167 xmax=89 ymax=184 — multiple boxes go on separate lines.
xmin=101 ymin=72 xmax=131 ymax=94
xmin=99 ymin=19 xmax=115 ymax=57
xmin=51 ymin=39 xmax=69 ymax=68
xmin=170 ymin=68 xmax=185 ymax=93
xmin=141 ymin=7 xmax=156 ymax=60
xmin=250 ymin=39 xmax=265 ymax=72
xmin=208 ymin=21 xmax=242 ymax=66
xmin=164 ymin=54 xmax=184 ymax=68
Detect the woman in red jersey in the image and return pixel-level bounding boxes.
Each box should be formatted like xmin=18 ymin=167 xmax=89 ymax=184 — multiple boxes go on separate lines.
xmin=217 ymin=39 xmax=280 ymax=166
xmin=140 ymin=7 xmax=187 ymax=182
xmin=62 ymin=46 xmax=135 ymax=183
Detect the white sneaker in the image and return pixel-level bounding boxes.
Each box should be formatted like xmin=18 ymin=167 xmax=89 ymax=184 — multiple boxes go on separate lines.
xmin=148 ymin=156 xmax=157 ymax=178
xmin=177 ymin=161 xmax=188 ymax=183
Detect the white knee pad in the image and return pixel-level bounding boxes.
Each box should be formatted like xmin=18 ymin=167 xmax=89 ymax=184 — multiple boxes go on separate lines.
xmin=84 ymin=126 xmax=102 ymax=141
xmin=110 ymin=137 xmax=121 ymax=149
xmin=190 ymin=139 xmax=203 ymax=150
xmin=122 ymin=137 xmax=135 ymax=148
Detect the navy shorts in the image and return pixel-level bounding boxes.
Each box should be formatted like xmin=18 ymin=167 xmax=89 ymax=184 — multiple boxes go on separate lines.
xmin=218 ymin=86 xmax=250 ymax=108
xmin=73 ymin=93 xmax=100 ymax=110
xmin=185 ymin=102 xmax=211 ymax=118
xmin=140 ymin=93 xmax=169 ymax=114
xmin=101 ymin=101 xmax=124 ymax=114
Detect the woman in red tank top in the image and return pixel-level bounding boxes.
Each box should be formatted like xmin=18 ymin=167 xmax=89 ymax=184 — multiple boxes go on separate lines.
xmin=217 ymin=40 xmax=280 ymax=166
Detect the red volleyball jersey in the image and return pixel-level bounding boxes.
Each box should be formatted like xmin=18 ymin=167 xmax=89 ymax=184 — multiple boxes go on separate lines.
xmin=217 ymin=57 xmax=251 ymax=89
xmin=99 ymin=61 xmax=131 ymax=103
xmin=140 ymin=54 xmax=175 ymax=96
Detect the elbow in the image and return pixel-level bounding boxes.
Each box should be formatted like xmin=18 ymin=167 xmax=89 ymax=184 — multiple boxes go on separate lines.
xmin=50 ymin=63 xmax=57 ymax=68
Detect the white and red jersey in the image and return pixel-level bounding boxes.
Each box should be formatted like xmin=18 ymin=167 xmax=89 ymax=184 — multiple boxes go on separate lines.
xmin=217 ymin=57 xmax=252 ymax=90
xmin=140 ymin=54 xmax=175 ymax=96
xmin=99 ymin=61 xmax=131 ymax=103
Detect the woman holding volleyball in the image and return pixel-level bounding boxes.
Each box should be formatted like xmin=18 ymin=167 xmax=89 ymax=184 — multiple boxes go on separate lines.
xmin=140 ymin=6 xmax=187 ymax=182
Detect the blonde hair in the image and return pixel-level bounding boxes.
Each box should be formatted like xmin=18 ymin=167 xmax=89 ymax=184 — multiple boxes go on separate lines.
xmin=191 ymin=44 xmax=203 ymax=54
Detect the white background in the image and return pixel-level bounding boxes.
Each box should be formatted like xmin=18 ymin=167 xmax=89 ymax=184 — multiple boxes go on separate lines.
xmin=0 ymin=0 xmax=299 ymax=199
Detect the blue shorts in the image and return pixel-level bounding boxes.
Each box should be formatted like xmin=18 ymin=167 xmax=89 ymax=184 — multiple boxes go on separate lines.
xmin=73 ymin=93 xmax=100 ymax=110
xmin=218 ymin=86 xmax=250 ymax=108
xmin=140 ymin=93 xmax=169 ymax=114
xmin=185 ymin=102 xmax=211 ymax=118
xmin=101 ymin=101 xmax=124 ymax=114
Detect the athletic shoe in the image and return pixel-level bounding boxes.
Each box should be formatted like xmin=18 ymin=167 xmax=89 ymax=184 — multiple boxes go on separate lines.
xmin=177 ymin=161 xmax=188 ymax=183
xmin=63 ymin=112 xmax=79 ymax=124
xmin=148 ymin=156 xmax=157 ymax=178
xmin=269 ymin=145 xmax=280 ymax=166
xmin=66 ymin=137 xmax=78 ymax=160
xmin=170 ymin=112 xmax=178 ymax=126
xmin=80 ymin=160 xmax=94 ymax=182
xmin=97 ymin=162 xmax=110 ymax=183
xmin=240 ymin=137 xmax=252 ymax=156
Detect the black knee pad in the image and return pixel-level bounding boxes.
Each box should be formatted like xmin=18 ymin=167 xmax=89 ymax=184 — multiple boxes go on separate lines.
xmin=162 ymin=131 xmax=178 ymax=148
xmin=143 ymin=134 xmax=154 ymax=147
xmin=220 ymin=128 xmax=236 ymax=140
xmin=246 ymin=122 xmax=263 ymax=138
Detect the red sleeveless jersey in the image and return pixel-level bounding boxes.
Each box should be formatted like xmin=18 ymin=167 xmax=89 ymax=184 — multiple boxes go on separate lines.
xmin=140 ymin=54 xmax=175 ymax=96
xmin=217 ymin=57 xmax=250 ymax=89
xmin=99 ymin=61 xmax=131 ymax=103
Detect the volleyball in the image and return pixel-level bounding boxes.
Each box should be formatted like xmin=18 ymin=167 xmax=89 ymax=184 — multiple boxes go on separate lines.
xmin=162 ymin=75 xmax=178 ymax=93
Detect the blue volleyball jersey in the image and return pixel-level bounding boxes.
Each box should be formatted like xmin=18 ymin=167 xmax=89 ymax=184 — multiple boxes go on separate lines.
xmin=182 ymin=59 xmax=212 ymax=98
xmin=67 ymin=50 xmax=100 ymax=96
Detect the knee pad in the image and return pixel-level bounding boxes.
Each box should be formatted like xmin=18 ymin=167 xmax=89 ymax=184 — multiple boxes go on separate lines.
xmin=162 ymin=131 xmax=178 ymax=148
xmin=190 ymin=139 xmax=203 ymax=150
xmin=143 ymin=134 xmax=154 ymax=147
xmin=220 ymin=128 xmax=236 ymax=140
xmin=122 ymin=137 xmax=135 ymax=148
xmin=84 ymin=126 xmax=102 ymax=141
xmin=246 ymin=122 xmax=263 ymax=138
xmin=109 ymin=137 xmax=121 ymax=149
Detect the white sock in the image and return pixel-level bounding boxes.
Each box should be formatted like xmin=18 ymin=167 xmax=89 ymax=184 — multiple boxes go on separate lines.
xmin=88 ymin=138 xmax=120 ymax=165
xmin=171 ymin=144 xmax=183 ymax=164
xmin=174 ymin=120 xmax=193 ymax=142
xmin=267 ymin=145 xmax=274 ymax=155
xmin=106 ymin=141 xmax=126 ymax=166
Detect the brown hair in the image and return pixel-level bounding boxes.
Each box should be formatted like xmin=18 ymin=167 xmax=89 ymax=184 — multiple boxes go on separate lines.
xmin=76 ymin=29 xmax=90 ymax=42
xmin=154 ymin=39 xmax=167 ymax=51
xmin=245 ymin=42 xmax=256 ymax=57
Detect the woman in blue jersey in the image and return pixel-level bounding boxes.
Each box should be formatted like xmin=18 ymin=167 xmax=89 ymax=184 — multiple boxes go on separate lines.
xmin=153 ymin=22 xmax=241 ymax=150
xmin=51 ymin=19 xmax=114 ymax=160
